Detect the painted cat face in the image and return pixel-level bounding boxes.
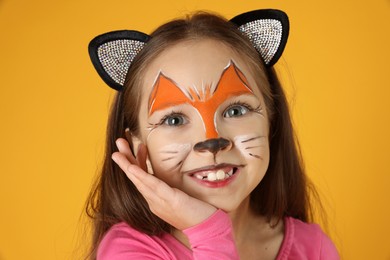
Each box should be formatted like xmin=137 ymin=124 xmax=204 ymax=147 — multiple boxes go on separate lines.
xmin=135 ymin=39 xmax=270 ymax=211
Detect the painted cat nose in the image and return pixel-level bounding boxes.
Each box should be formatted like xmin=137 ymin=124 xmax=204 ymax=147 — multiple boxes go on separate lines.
xmin=193 ymin=138 xmax=232 ymax=154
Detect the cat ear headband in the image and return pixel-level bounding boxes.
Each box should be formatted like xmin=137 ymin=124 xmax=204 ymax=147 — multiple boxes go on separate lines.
xmin=88 ymin=9 xmax=289 ymax=91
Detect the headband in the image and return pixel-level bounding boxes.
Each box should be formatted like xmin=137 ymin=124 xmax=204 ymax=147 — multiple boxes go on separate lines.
xmin=88 ymin=9 xmax=289 ymax=91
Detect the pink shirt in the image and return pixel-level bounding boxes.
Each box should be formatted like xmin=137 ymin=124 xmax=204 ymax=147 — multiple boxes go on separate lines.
xmin=98 ymin=210 xmax=339 ymax=259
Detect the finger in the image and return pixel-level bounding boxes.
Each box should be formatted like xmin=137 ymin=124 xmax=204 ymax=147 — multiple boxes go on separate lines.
xmin=116 ymin=138 xmax=148 ymax=172
xmin=112 ymin=153 xmax=174 ymax=202
xmin=112 ymin=154 xmax=178 ymax=220
xmin=112 ymin=152 xmax=172 ymax=200
xmin=112 ymin=152 xmax=154 ymax=199
xmin=115 ymin=138 xmax=137 ymax=165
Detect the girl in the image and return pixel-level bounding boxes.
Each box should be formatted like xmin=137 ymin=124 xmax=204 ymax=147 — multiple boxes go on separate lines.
xmin=87 ymin=9 xmax=339 ymax=259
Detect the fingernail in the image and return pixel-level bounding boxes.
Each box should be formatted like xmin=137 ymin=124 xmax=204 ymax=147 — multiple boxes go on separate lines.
xmin=115 ymin=139 xmax=123 ymax=150
xmin=111 ymin=153 xmax=119 ymax=163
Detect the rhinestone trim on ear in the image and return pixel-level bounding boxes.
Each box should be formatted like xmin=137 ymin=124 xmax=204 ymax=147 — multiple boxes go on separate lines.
xmin=97 ymin=39 xmax=146 ymax=86
xmin=88 ymin=30 xmax=150 ymax=90
xmin=238 ymin=19 xmax=283 ymax=65
xmin=230 ymin=9 xmax=289 ymax=67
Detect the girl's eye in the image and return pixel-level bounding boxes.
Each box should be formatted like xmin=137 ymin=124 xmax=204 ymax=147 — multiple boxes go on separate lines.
xmin=224 ymin=105 xmax=249 ymax=118
xmin=163 ymin=115 xmax=187 ymax=126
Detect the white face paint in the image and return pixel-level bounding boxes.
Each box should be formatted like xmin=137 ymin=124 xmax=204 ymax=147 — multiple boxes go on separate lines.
xmin=157 ymin=143 xmax=192 ymax=172
xmin=233 ymin=134 xmax=268 ymax=159
xmin=134 ymin=39 xmax=270 ymax=212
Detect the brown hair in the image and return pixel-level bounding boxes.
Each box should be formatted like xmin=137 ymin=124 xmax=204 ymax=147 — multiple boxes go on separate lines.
xmin=85 ymin=11 xmax=321 ymax=259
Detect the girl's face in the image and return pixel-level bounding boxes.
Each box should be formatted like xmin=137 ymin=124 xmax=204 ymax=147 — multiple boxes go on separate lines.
xmin=135 ymin=39 xmax=270 ymax=212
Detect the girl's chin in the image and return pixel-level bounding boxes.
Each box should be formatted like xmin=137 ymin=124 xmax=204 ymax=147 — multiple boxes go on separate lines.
xmin=196 ymin=197 xmax=250 ymax=214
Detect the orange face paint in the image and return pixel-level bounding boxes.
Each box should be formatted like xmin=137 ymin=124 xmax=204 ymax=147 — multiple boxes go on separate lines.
xmin=148 ymin=61 xmax=254 ymax=139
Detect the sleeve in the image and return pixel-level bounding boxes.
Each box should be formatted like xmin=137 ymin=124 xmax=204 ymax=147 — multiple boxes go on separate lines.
xmin=183 ymin=209 xmax=240 ymax=260
xmin=320 ymin=233 xmax=340 ymax=260
xmin=97 ymin=224 xmax=171 ymax=260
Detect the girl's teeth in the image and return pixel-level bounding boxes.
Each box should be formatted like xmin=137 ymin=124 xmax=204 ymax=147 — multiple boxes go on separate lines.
xmin=194 ymin=168 xmax=235 ymax=182
xmin=195 ymin=174 xmax=203 ymax=180
xmin=216 ymin=170 xmax=225 ymax=180
xmin=207 ymin=172 xmax=217 ymax=181
xmin=206 ymin=170 xmax=229 ymax=181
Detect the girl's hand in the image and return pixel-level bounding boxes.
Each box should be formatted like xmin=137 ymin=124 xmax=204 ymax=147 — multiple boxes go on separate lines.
xmin=112 ymin=138 xmax=217 ymax=230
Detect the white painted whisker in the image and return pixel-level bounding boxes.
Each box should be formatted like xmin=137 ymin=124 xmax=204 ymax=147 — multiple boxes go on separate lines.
xmin=244 ymin=145 xmax=263 ymax=150
xmin=162 ymin=157 xmax=175 ymax=162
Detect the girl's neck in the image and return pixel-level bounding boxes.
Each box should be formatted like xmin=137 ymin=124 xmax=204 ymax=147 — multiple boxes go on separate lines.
xmin=228 ymin=196 xmax=256 ymax=241
xmin=229 ymin=197 xmax=284 ymax=259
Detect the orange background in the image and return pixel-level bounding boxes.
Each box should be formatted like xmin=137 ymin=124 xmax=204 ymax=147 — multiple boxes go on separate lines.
xmin=0 ymin=0 xmax=389 ymax=259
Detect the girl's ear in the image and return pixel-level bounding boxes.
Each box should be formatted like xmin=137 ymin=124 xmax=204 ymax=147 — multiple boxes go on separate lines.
xmin=125 ymin=129 xmax=154 ymax=174
xmin=88 ymin=30 xmax=150 ymax=91
xmin=125 ymin=128 xmax=141 ymax=157
xmin=230 ymin=9 xmax=289 ymax=67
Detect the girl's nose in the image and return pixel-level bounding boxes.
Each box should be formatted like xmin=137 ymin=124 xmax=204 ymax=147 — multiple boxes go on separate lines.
xmin=193 ymin=138 xmax=232 ymax=155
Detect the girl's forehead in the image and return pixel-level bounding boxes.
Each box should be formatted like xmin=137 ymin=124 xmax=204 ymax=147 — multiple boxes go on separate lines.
xmin=142 ymin=39 xmax=259 ymax=96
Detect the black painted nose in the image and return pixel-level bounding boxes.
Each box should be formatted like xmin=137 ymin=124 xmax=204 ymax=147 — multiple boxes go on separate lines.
xmin=193 ymin=138 xmax=232 ymax=154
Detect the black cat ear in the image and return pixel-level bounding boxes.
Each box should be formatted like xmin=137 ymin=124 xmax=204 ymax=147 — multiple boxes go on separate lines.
xmin=230 ymin=9 xmax=289 ymax=67
xmin=88 ymin=30 xmax=150 ymax=91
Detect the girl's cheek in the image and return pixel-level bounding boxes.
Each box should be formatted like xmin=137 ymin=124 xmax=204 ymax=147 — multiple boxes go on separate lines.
xmin=146 ymin=131 xmax=192 ymax=173
xmin=218 ymin=115 xmax=268 ymax=138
